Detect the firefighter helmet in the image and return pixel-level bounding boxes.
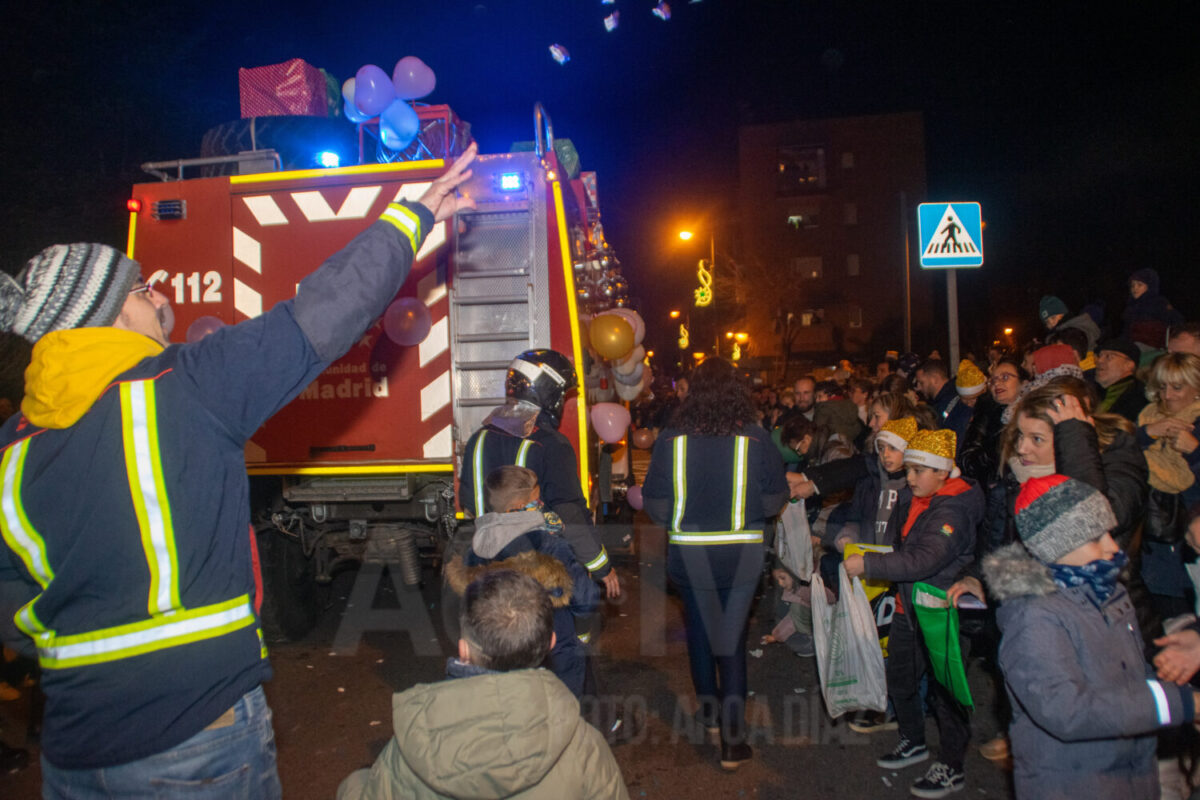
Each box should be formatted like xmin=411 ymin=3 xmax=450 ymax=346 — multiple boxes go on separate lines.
xmin=505 ymin=349 xmax=578 ymax=429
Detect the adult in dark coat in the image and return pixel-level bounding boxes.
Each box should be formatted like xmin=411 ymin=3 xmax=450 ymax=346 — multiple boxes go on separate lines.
xmin=915 ymin=359 xmax=957 ymax=424
xmin=1093 ymin=337 xmax=1148 ymax=424
xmin=951 ymin=376 xmax=1151 ymax=642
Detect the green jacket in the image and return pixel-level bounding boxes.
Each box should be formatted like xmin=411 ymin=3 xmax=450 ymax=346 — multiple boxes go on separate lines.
xmin=338 ymin=669 xmax=630 ymax=800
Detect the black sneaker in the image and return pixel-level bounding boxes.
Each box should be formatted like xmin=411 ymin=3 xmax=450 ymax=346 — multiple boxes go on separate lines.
xmin=876 ymin=737 xmax=929 ymax=769
xmin=694 ymin=709 xmax=719 ymax=739
xmin=719 ymin=741 xmax=752 ymax=771
xmin=909 ymin=762 xmax=965 ymax=798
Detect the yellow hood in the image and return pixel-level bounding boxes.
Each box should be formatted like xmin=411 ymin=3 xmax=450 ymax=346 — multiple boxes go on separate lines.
xmin=22 ymin=328 xmax=164 ymax=429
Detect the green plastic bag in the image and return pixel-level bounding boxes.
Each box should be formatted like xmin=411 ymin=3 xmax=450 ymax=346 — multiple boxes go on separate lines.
xmin=910 ymin=582 xmax=973 ymax=709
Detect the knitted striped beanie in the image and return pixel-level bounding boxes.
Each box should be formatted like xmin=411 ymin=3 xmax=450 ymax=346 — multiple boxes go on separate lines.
xmin=0 ymin=244 xmax=139 ymax=343
xmin=1015 ymin=474 xmax=1117 ymax=563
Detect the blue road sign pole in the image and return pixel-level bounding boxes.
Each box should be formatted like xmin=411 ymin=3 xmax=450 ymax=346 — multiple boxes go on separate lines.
xmin=947 ymin=268 xmax=960 ymax=370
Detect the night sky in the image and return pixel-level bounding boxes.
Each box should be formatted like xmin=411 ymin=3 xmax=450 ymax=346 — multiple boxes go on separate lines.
xmin=2 ymin=1 xmax=1196 ymax=356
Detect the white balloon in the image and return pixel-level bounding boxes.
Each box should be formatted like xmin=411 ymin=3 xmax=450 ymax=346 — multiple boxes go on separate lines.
xmin=615 ymin=344 xmax=645 ymax=370
xmin=613 ymin=362 xmax=644 ymax=386
xmin=615 ymin=378 xmax=644 ymax=402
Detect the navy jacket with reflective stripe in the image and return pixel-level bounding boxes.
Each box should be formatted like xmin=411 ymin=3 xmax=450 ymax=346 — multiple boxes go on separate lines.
xmin=642 ymin=425 xmax=788 ymax=587
xmin=0 ymin=204 xmax=431 ymax=768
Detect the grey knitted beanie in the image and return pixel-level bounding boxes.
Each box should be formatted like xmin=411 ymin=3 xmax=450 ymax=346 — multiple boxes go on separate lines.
xmin=0 ymin=244 xmax=140 ymax=343
xmin=1014 ymin=474 xmax=1118 ymax=563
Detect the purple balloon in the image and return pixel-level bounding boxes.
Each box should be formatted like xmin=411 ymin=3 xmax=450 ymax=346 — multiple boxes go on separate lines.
xmin=392 ymin=56 xmax=436 ymax=100
xmin=383 ymin=297 xmax=432 ymax=346
xmin=379 ymin=99 xmax=420 ymax=151
xmin=186 ymin=315 xmax=224 ymax=343
xmin=626 ymin=485 xmax=644 ymax=511
xmin=354 ymin=64 xmax=395 ymax=116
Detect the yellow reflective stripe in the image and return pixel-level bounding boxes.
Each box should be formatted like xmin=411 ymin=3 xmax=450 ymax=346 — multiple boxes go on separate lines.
xmin=731 ymin=436 xmax=749 ymax=531
xmin=516 ymin=439 xmax=533 ymax=467
xmin=380 ymin=203 xmax=422 ymax=255
xmin=34 ymin=595 xmax=255 ymax=670
xmin=15 ymin=598 xmax=46 ymax=636
xmin=584 ymin=546 xmax=609 ymax=572
xmin=258 ymin=627 xmax=268 ymax=659
xmin=671 ymin=436 xmax=688 ymax=531
xmin=472 ymin=431 xmax=488 ymax=515
xmin=121 ymin=381 xmax=182 ymax=616
xmin=668 ymin=531 xmax=764 ymax=545
xmin=577 ymin=631 xmax=591 ymax=644
xmin=0 ymin=439 xmax=54 ymax=588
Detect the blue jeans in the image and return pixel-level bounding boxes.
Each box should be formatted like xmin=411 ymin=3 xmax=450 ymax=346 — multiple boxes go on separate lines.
xmin=41 ymin=685 xmax=281 ymax=800
xmin=678 ymin=581 xmax=757 ymax=745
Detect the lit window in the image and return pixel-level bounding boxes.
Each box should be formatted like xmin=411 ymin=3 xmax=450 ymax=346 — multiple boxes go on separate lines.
xmin=849 ymin=306 xmax=863 ymax=328
xmin=841 ymin=152 xmax=855 ymax=169
xmin=847 ymin=254 xmax=860 ymax=276
xmin=776 ymin=145 xmax=827 ymax=196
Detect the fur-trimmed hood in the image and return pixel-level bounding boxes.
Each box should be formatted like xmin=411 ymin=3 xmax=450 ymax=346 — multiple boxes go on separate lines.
xmin=981 ymin=542 xmax=1057 ymax=602
xmin=472 ymin=509 xmax=558 ymax=559
xmin=444 ymin=550 xmax=574 ymax=608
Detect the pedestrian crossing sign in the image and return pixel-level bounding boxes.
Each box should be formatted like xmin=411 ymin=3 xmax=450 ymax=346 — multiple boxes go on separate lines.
xmin=918 ymin=202 xmax=984 ymax=268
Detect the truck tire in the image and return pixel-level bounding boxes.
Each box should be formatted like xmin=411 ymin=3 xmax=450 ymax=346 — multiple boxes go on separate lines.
xmin=200 ymin=116 xmax=359 ymax=176
xmin=257 ymin=530 xmax=319 ymax=642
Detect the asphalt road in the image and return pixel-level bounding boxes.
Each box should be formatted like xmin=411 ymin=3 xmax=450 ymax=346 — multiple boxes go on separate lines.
xmin=0 ymin=519 xmax=1017 ymax=799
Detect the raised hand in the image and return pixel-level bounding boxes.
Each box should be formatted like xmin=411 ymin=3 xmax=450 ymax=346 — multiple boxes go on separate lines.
xmin=418 ymin=142 xmax=478 ymax=222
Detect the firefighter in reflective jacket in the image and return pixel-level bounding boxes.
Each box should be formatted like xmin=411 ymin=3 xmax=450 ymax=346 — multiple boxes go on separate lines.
xmin=641 ymin=358 xmax=788 ymax=770
xmin=0 ymin=145 xmax=477 ymax=791
xmin=461 ymin=350 xmax=619 ymax=598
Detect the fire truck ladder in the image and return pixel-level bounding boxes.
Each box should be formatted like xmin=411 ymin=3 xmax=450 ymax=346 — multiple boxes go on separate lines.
xmin=449 ymin=150 xmax=553 ymax=448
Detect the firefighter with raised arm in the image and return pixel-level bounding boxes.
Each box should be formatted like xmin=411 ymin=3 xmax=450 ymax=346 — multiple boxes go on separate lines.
xmin=0 ymin=144 xmax=478 ymax=797
xmin=460 ymin=349 xmax=620 ymax=598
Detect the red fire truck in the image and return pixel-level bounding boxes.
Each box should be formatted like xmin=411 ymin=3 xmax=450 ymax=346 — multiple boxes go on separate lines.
xmin=128 ymin=104 xmax=611 ymax=637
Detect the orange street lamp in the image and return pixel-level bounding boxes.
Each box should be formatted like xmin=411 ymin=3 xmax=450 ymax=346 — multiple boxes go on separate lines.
xmin=669 ymin=309 xmax=681 ymax=319
xmin=725 ymin=331 xmax=734 ymax=339
xmin=678 ymin=230 xmax=694 ymax=241
xmin=1003 ymin=327 xmax=1014 ymax=336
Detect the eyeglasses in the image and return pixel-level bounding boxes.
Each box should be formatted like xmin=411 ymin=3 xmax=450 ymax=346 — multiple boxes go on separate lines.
xmin=989 ymin=373 xmax=1017 ymax=385
xmin=129 ymin=277 xmax=158 ymax=295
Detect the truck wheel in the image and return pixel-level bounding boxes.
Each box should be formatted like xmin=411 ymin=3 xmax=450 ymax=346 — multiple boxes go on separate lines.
xmin=257 ymin=531 xmax=319 ymax=642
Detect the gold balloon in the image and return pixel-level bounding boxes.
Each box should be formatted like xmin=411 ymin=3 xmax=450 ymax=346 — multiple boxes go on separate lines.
xmin=589 ymin=313 xmax=635 ymax=361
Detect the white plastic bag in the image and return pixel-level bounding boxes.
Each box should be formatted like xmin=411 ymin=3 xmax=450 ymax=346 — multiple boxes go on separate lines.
xmin=811 ymin=564 xmax=888 ymax=718
xmin=776 ymin=499 xmax=813 ymax=581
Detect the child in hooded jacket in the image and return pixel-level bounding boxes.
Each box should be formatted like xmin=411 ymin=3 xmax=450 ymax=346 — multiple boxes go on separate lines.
xmin=445 ymin=465 xmax=599 ymax=697
xmin=985 ymin=474 xmax=1200 ymax=799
